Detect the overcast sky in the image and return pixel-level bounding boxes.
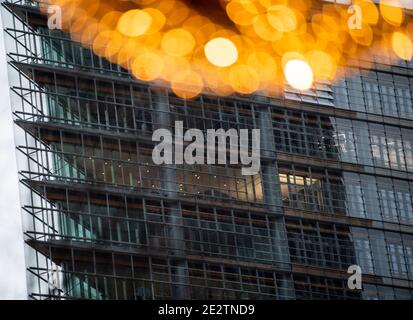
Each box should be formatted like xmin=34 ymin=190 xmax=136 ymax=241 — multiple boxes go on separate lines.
xmin=390 ymin=0 xmax=413 ymax=9
xmin=0 ymin=5 xmax=27 ymax=299
xmin=392 ymin=0 xmax=413 ymax=9
xmin=401 ymin=0 xmax=413 ymax=9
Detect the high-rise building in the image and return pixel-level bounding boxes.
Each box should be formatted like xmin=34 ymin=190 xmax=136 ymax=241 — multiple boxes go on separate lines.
xmin=2 ymin=0 xmax=413 ymax=300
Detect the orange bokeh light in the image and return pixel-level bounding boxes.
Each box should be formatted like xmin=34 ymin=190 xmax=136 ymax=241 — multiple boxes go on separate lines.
xmin=41 ymin=0 xmax=413 ymax=98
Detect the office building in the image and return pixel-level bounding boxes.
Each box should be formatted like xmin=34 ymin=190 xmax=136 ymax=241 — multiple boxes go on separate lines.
xmin=2 ymin=0 xmax=413 ymax=299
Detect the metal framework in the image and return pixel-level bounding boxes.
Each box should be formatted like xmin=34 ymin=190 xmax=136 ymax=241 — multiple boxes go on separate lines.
xmin=2 ymin=0 xmax=413 ymax=300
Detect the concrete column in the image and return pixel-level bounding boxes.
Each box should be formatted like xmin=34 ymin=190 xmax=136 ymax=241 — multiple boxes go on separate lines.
xmin=255 ymin=103 xmax=282 ymax=209
xmin=255 ymin=99 xmax=295 ymax=299
xmin=151 ymin=89 xmax=189 ymax=299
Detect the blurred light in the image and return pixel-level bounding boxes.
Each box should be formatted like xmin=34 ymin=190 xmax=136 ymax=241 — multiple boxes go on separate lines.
xmin=380 ymin=0 xmax=404 ymax=26
xmin=229 ymin=64 xmax=259 ymax=94
xmin=161 ymin=28 xmax=196 ymax=57
xmin=267 ymin=5 xmax=297 ymax=33
xmin=42 ymin=0 xmax=413 ymax=98
xmin=204 ymin=37 xmax=238 ymax=67
xmin=117 ymin=10 xmax=152 ymax=37
xmin=392 ymin=31 xmax=413 ymax=60
xmin=131 ymin=52 xmax=163 ymax=81
xmin=355 ymin=0 xmax=379 ymax=25
xmin=172 ymin=69 xmax=204 ymax=99
xmin=284 ymin=59 xmax=314 ymax=91
xmin=308 ymin=50 xmax=337 ymax=80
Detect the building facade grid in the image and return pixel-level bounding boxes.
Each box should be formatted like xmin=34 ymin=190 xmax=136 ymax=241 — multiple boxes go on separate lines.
xmin=2 ymin=0 xmax=413 ymax=300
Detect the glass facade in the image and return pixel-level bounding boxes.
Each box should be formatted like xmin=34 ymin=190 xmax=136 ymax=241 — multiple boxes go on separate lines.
xmin=3 ymin=0 xmax=413 ymax=300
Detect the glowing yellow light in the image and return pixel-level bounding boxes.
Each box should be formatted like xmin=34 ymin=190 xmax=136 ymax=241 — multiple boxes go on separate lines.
xmin=229 ymin=64 xmax=260 ymax=94
xmin=204 ymin=37 xmax=239 ymax=68
xmin=380 ymin=0 xmax=404 ymax=27
xmin=144 ymin=8 xmax=166 ymax=34
xmin=392 ymin=32 xmax=413 ymax=60
xmin=284 ymin=59 xmax=314 ymax=91
xmin=171 ymin=69 xmax=204 ymax=99
xmin=161 ymin=28 xmax=196 ymax=57
xmin=226 ymin=0 xmax=259 ymax=26
xmin=308 ymin=50 xmax=337 ymax=80
xmin=131 ymin=52 xmax=163 ymax=81
xmin=355 ymin=0 xmax=379 ymax=25
xmin=117 ymin=10 xmax=152 ymax=37
xmin=267 ymin=5 xmax=297 ymax=33
xmin=41 ymin=0 xmax=413 ymax=98
xmin=252 ymin=14 xmax=283 ymax=42
xmin=247 ymin=51 xmax=277 ymax=82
